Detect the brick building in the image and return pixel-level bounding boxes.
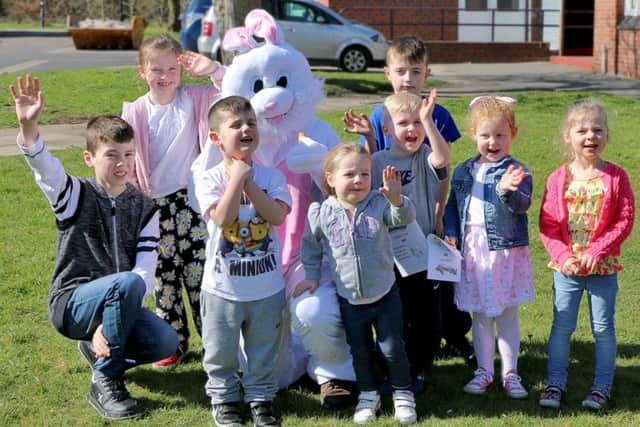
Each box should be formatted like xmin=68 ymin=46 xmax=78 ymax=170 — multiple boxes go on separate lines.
xmin=314 ymin=0 xmax=639 ymax=78
xmin=594 ymin=0 xmax=640 ymax=78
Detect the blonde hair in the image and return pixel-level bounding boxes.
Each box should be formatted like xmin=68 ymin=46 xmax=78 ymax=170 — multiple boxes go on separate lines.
xmin=138 ymin=34 xmax=183 ymax=68
xmin=469 ymin=97 xmax=518 ymax=136
xmin=382 ymin=92 xmax=422 ymax=127
xmin=558 ymin=99 xmax=609 ymax=159
xmin=322 ymin=143 xmax=371 ymax=196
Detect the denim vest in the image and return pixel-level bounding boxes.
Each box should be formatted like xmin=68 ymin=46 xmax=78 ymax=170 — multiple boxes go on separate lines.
xmin=444 ymin=155 xmax=531 ymax=251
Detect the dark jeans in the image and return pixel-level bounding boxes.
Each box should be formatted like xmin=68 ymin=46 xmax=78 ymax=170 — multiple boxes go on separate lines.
xmin=63 ymin=272 xmax=179 ymax=378
xmin=338 ymin=285 xmax=411 ymax=392
xmin=440 ymin=281 xmax=472 ymax=353
xmin=396 ymin=269 xmax=442 ymax=375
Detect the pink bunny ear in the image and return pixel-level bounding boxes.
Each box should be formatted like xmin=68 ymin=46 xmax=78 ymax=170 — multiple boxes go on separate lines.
xmin=245 ymin=9 xmax=283 ymax=45
xmin=222 ymin=27 xmax=258 ymax=54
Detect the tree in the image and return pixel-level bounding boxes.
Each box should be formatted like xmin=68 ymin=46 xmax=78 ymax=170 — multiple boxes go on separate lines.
xmin=215 ymin=0 xmax=263 ymax=64
xmin=168 ymin=0 xmax=180 ymax=31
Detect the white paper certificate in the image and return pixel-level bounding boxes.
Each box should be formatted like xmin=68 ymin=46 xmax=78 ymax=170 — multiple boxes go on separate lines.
xmin=390 ymin=221 xmax=428 ymax=277
xmin=426 ymin=233 xmax=463 ymax=282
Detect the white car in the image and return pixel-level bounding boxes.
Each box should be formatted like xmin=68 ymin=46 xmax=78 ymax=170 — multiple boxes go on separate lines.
xmin=198 ymin=0 xmax=387 ymax=72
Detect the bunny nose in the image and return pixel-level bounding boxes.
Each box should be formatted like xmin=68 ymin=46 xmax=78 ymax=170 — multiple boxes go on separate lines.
xmin=265 ymin=101 xmax=277 ymax=111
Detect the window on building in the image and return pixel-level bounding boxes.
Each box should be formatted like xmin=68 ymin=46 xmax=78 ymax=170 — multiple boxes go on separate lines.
xmin=626 ymin=0 xmax=640 ymax=16
xmin=497 ymin=0 xmax=519 ymax=10
xmin=466 ymin=0 xmax=488 ymax=10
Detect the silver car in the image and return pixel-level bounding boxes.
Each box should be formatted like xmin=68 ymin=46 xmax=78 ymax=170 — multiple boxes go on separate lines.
xmin=198 ymin=0 xmax=387 ymax=72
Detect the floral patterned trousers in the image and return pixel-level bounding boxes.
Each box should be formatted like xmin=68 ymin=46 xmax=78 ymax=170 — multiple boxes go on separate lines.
xmin=154 ymin=189 xmax=207 ymax=353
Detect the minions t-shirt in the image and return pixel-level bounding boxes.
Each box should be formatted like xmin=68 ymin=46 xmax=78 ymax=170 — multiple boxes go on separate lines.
xmin=195 ymin=162 xmax=292 ymax=301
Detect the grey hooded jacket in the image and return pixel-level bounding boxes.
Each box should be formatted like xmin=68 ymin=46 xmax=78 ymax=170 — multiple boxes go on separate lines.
xmin=302 ymin=191 xmax=415 ymax=301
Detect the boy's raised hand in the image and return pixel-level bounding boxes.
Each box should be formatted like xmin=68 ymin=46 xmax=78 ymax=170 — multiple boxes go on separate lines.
xmin=343 ymin=109 xmax=373 ymax=138
xmin=9 ymin=75 xmax=44 ymax=142
xmin=420 ymin=87 xmax=437 ymax=123
xmin=379 ymin=165 xmax=402 ymax=206
xmin=178 ymin=51 xmax=221 ymax=77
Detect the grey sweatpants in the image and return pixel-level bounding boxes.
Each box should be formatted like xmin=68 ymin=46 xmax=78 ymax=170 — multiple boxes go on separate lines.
xmin=201 ymin=289 xmax=285 ymax=404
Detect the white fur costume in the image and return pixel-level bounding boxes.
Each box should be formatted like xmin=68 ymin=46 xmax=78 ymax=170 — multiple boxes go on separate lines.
xmin=196 ymin=9 xmax=355 ymax=388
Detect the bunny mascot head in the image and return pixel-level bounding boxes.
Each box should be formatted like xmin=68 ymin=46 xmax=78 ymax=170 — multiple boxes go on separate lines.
xmin=218 ymin=9 xmax=356 ymax=398
xmin=221 ymin=9 xmax=335 ymax=167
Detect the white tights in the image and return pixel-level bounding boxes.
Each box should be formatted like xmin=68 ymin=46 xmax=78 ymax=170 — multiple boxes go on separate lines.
xmin=471 ymin=305 xmax=520 ymax=379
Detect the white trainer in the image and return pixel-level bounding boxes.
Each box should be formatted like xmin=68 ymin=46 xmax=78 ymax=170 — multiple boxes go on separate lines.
xmin=353 ymin=391 xmax=381 ymax=424
xmin=393 ymin=389 xmax=417 ymax=424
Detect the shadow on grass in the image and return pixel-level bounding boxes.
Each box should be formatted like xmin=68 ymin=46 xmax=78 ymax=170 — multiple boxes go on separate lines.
xmin=122 ymin=339 xmax=640 ymax=421
xmin=421 ymin=339 xmax=640 ymax=421
xmin=127 ymin=352 xmax=209 ymax=408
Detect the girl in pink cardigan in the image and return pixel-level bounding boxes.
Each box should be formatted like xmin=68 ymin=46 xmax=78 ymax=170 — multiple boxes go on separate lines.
xmin=538 ymin=99 xmax=635 ymax=411
xmin=122 ymin=34 xmax=224 ymax=369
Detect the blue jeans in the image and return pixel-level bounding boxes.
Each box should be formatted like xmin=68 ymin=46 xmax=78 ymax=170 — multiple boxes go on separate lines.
xmin=547 ymin=271 xmax=618 ymax=392
xmin=338 ymin=285 xmax=411 ymax=392
xmin=63 ymin=272 xmax=178 ymax=378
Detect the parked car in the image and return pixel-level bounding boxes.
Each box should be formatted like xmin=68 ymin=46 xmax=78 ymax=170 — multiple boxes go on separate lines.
xmin=179 ymin=0 xmax=212 ymax=52
xmin=197 ymin=4 xmax=220 ymax=59
xmin=196 ymin=0 xmax=387 ymax=72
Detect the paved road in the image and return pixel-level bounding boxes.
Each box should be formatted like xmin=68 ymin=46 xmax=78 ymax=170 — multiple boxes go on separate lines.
xmin=0 ymin=35 xmax=138 ymax=73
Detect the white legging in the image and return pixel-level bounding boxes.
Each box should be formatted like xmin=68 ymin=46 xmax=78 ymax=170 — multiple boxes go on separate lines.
xmin=472 ymin=305 xmax=520 ymax=378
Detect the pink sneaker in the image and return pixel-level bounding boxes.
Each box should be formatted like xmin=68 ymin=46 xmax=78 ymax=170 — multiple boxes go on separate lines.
xmin=463 ymin=368 xmax=493 ymax=395
xmin=502 ymin=371 xmax=528 ymax=399
xmin=152 ymin=350 xmax=187 ymax=370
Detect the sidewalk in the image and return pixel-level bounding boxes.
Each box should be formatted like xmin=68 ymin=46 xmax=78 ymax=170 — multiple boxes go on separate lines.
xmin=2 ymin=61 xmax=639 ymax=157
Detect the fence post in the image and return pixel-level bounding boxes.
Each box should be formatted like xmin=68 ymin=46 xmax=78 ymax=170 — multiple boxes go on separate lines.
xmin=525 ymin=0 xmax=529 ymax=42
xmin=491 ymin=9 xmax=495 ymax=42
xmin=441 ymin=8 xmax=445 ymax=40
xmin=39 ymin=0 xmax=46 ymax=28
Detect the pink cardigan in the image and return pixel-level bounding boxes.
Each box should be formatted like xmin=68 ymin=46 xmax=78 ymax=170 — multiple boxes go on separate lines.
xmin=122 ymin=73 xmax=223 ymax=196
xmin=539 ymin=162 xmax=635 ymax=269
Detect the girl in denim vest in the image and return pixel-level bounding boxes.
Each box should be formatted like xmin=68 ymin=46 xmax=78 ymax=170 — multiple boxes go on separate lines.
xmin=444 ymin=96 xmax=534 ymax=399
xmin=538 ymin=100 xmax=635 ymax=410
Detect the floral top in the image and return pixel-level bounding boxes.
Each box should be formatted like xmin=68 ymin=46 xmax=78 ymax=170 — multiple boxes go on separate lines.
xmin=549 ymin=172 xmax=622 ymax=275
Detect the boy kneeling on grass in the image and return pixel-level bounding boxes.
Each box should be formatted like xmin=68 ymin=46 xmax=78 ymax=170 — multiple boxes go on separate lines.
xmin=10 ymin=75 xmax=179 ymax=420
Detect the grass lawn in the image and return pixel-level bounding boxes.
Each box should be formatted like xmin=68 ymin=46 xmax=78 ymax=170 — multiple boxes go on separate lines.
xmin=1 ymin=74 xmax=639 ymax=426
xmin=0 ymin=69 xmax=443 ymax=128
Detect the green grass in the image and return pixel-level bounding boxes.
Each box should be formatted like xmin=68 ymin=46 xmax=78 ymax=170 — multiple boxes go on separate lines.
xmin=0 ymin=69 xmax=439 ymax=128
xmin=1 ymin=87 xmax=640 ymax=425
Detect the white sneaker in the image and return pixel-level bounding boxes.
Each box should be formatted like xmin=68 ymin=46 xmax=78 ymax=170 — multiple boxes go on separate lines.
xmin=353 ymin=391 xmax=381 ymax=424
xmin=393 ymin=389 xmax=417 ymax=424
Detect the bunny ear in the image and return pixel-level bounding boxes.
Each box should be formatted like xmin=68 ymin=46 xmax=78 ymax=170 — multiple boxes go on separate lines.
xmin=222 ymin=27 xmax=258 ymax=54
xmin=245 ymin=9 xmax=283 ymax=45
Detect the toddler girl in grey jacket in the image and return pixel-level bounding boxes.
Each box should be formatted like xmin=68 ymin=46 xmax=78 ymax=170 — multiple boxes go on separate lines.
xmin=299 ymin=143 xmax=418 ymax=425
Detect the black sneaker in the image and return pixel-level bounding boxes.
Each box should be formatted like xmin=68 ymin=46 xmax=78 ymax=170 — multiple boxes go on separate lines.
xmin=88 ymin=375 xmax=139 ymax=420
xmin=249 ymin=401 xmax=280 ymax=427
xmin=212 ymin=402 xmax=243 ymax=427
xmin=77 ymin=340 xmax=97 ymax=368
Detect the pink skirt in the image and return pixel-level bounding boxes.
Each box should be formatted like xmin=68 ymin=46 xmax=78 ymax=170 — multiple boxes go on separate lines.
xmin=455 ymin=224 xmax=534 ymax=317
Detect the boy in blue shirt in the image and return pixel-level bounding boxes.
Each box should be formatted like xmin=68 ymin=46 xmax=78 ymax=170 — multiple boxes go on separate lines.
xmin=344 ymin=36 xmax=474 ymax=389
